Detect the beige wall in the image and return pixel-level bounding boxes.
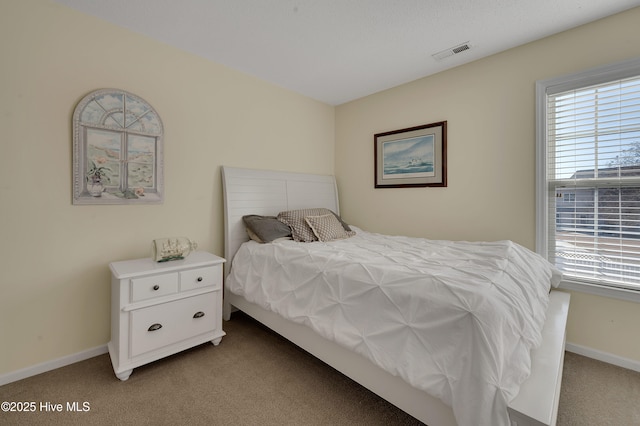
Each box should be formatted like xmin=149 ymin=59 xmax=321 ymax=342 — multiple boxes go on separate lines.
xmin=336 ymin=7 xmax=640 ymax=363
xmin=2 ymin=0 xmax=639 ymax=378
xmin=0 ymin=0 xmax=334 ymax=375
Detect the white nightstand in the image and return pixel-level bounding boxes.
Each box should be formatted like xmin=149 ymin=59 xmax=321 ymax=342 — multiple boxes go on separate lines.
xmin=108 ymin=251 xmax=226 ymax=381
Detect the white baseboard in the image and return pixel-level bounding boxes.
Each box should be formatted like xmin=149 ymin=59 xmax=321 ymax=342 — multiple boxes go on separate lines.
xmin=566 ymin=342 xmax=640 ymax=373
xmin=2 ymin=341 xmax=638 ymax=387
xmin=0 ymin=345 xmax=108 ymax=387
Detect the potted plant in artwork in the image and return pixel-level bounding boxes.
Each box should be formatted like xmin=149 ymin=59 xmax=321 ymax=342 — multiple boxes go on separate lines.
xmin=86 ymin=160 xmax=112 ymax=197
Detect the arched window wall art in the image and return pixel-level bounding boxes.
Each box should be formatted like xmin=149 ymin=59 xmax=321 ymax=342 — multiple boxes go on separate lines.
xmin=73 ymin=89 xmax=164 ymax=204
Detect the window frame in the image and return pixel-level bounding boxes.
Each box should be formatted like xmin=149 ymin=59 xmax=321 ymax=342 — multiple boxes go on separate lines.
xmin=536 ymin=57 xmax=640 ymax=302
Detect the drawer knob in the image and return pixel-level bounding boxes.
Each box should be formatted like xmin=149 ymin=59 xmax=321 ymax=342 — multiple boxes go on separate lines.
xmin=197 ymin=277 xmax=203 ymax=282
xmin=148 ymin=323 xmax=163 ymax=332
xmin=193 ymin=311 xmax=205 ymax=319
xmin=153 ymin=285 xmax=160 ymax=291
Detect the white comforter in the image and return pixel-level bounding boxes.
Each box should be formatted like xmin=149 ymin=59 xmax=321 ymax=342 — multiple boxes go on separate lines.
xmin=226 ymin=228 xmax=561 ymax=426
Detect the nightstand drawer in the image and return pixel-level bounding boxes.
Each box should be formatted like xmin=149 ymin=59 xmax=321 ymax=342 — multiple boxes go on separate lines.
xmin=180 ymin=265 xmax=221 ymax=291
xmin=129 ymin=292 xmax=217 ymax=357
xmin=131 ymin=273 xmax=179 ymax=302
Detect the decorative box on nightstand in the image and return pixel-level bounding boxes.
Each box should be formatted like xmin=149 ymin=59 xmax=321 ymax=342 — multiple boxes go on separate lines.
xmin=108 ymin=251 xmax=226 ymax=381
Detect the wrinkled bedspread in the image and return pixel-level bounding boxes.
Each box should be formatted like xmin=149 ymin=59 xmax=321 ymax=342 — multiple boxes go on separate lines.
xmin=226 ymin=228 xmax=562 ymax=426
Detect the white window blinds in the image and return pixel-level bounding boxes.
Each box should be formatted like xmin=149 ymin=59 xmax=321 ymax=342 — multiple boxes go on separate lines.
xmin=546 ymin=75 xmax=640 ymax=291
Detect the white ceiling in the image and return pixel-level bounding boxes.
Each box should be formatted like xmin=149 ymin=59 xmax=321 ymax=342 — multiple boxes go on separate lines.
xmin=53 ymin=0 xmax=640 ymax=105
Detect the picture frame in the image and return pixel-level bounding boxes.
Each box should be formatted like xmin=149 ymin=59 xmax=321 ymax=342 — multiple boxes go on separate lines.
xmin=374 ymin=121 xmax=447 ymax=188
xmin=72 ymin=88 xmax=164 ymax=205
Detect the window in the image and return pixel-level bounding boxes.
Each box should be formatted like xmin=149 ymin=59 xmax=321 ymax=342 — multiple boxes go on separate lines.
xmin=73 ymin=89 xmax=164 ymax=204
xmin=536 ymin=57 xmax=640 ymax=301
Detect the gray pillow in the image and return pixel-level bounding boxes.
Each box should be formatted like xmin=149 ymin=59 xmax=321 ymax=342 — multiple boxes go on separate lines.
xmin=332 ymin=211 xmax=352 ymax=232
xmin=305 ymin=214 xmax=356 ymax=242
xmin=276 ymin=208 xmax=352 ymax=242
xmin=242 ymin=215 xmax=292 ymax=243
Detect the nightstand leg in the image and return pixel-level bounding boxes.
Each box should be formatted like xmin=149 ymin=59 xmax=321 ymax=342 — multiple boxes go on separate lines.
xmin=115 ymin=369 xmax=133 ymax=381
xmin=211 ymin=337 xmax=223 ymax=346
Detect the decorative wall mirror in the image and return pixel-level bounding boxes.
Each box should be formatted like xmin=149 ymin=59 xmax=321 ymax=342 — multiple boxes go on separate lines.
xmin=72 ymin=89 xmax=164 ymax=204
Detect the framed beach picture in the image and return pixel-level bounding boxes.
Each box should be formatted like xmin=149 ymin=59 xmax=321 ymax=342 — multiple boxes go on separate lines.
xmin=374 ymin=121 xmax=447 ymax=188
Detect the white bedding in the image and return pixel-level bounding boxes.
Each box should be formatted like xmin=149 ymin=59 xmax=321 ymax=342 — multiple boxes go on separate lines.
xmin=226 ymin=227 xmax=562 ymax=426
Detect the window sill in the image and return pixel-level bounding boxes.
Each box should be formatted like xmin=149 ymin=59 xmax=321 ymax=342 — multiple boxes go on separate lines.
xmin=559 ymin=279 xmax=640 ymax=303
xmin=73 ymin=191 xmax=163 ymax=205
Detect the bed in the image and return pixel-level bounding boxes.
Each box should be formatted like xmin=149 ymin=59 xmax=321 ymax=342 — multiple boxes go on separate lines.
xmin=221 ymin=166 xmax=570 ymax=426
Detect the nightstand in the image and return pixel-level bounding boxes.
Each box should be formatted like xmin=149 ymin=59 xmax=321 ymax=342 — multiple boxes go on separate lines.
xmin=108 ymin=251 xmax=225 ymax=381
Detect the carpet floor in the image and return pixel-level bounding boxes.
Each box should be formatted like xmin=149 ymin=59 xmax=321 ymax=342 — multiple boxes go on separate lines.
xmin=1 ymin=312 xmax=639 ymax=425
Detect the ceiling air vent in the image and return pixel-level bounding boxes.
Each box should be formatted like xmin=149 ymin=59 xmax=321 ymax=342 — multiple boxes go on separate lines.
xmin=432 ymin=42 xmax=472 ymax=61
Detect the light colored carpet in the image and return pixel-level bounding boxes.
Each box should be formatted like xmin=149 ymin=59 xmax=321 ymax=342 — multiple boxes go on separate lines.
xmin=1 ymin=312 xmax=639 ymax=425
xmin=557 ymin=349 xmax=640 ymax=426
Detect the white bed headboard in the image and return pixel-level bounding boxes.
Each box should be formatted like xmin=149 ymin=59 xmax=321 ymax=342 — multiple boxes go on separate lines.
xmin=221 ymin=166 xmax=340 ymax=269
